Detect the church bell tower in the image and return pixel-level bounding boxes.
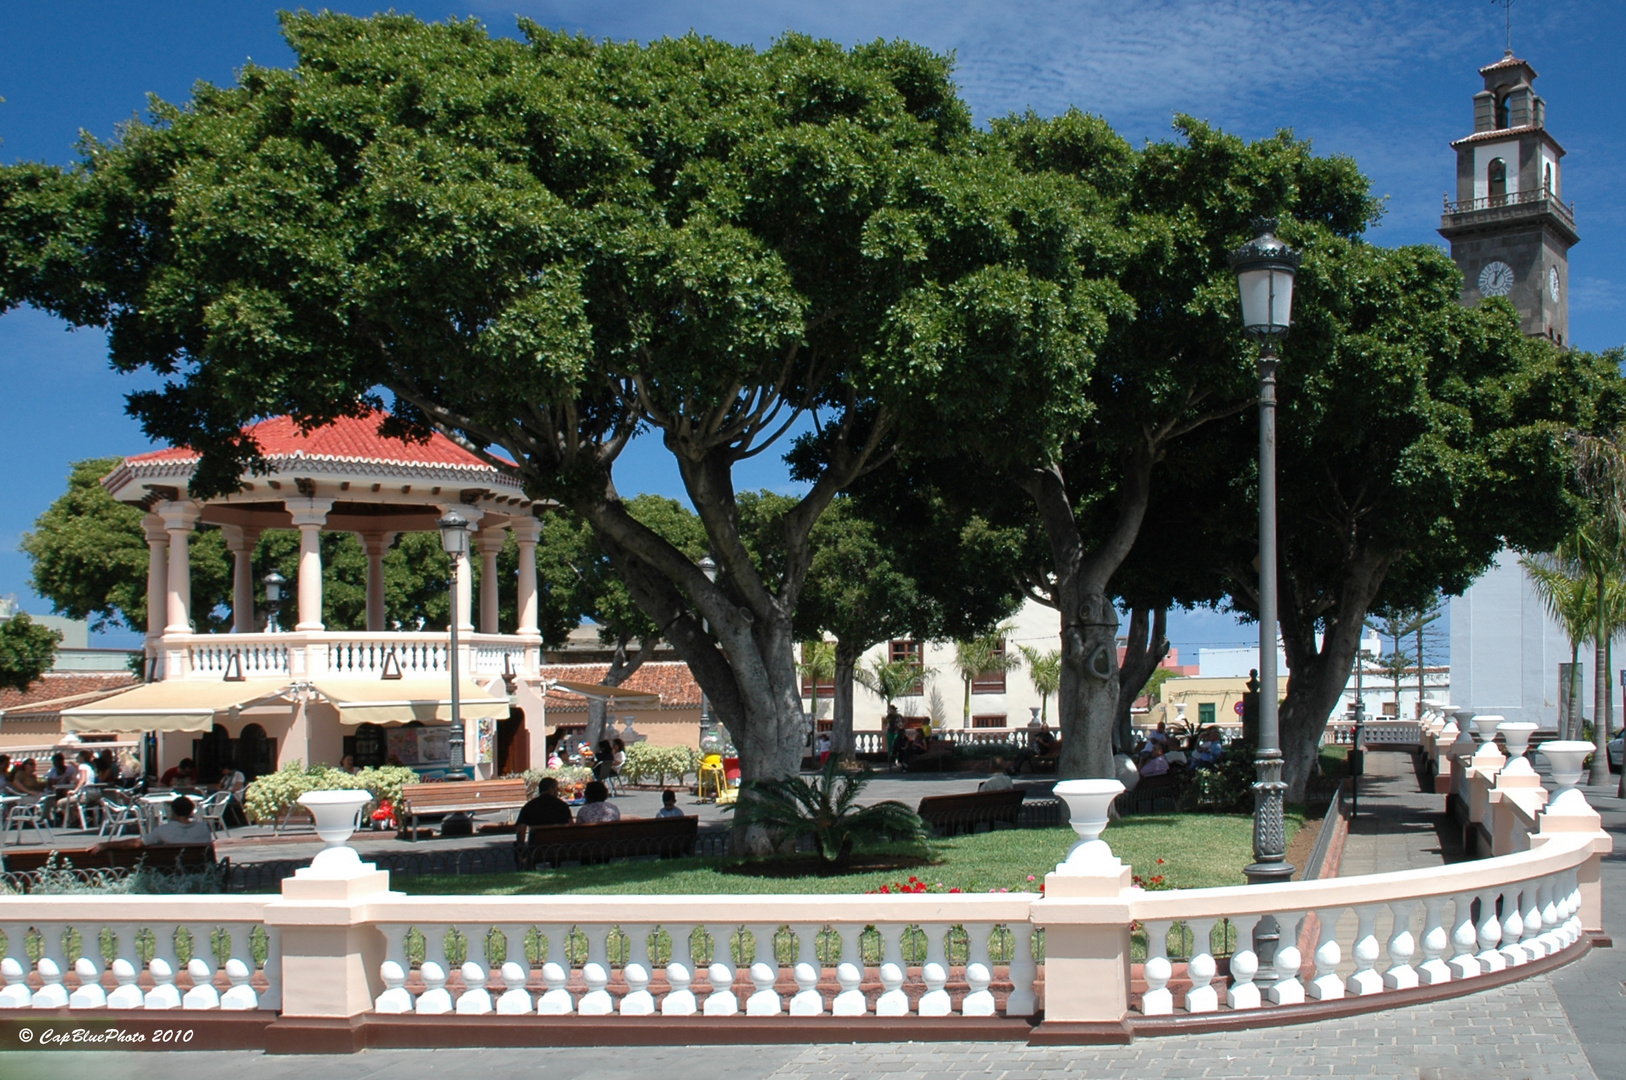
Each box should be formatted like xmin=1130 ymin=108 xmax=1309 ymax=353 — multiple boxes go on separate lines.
xmin=1438 ymin=52 xmax=1578 ymax=344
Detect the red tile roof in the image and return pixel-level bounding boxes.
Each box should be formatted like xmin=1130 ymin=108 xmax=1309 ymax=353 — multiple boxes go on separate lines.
xmin=1480 ymin=53 xmax=1536 ymax=76
xmin=538 ymin=662 xmax=702 ymax=712
xmin=0 ymin=672 xmax=140 ymax=713
xmin=126 ymin=412 xmax=497 ymax=470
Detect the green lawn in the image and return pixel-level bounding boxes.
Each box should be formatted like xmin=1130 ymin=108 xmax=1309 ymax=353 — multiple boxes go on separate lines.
xmin=398 ymin=810 xmax=1308 ymax=896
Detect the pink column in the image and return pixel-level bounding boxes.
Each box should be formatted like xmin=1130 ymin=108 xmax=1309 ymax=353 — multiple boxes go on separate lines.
xmin=160 ymin=501 xmax=202 ymax=634
xmin=475 ymin=530 xmax=505 ymax=635
xmin=143 ymin=513 xmax=169 ymax=641
xmin=359 ymin=532 xmax=397 ymax=632
xmin=287 ymin=498 xmax=333 ymax=632
xmin=222 ymin=525 xmax=262 ymax=633
xmin=512 ymin=517 xmax=541 ymax=638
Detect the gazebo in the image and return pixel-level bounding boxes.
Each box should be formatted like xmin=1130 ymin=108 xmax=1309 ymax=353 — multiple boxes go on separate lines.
xmin=65 ymin=412 xmax=555 ymax=780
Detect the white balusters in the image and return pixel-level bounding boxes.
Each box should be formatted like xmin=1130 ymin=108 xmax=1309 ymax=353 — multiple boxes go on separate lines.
xmin=962 ymin=923 xmax=997 ymax=1017
xmin=1184 ymin=918 xmax=1219 ymax=1014
xmin=221 ymin=958 xmax=258 ymax=1011
xmin=32 ymin=957 xmax=68 ymax=1009
xmin=106 ymin=959 xmax=142 ymax=1009
xmin=1416 ymin=896 xmax=1451 ymax=985
xmin=703 ymin=961 xmax=738 ymax=1016
xmin=831 ymin=925 xmax=865 ymax=1017
xmin=1537 ymin=878 xmax=1565 ymax=955
xmin=145 ymin=957 xmax=181 ymax=1009
xmin=1226 ymin=914 xmax=1262 ymax=1011
xmin=661 ymin=923 xmax=697 ymax=1016
xmin=1005 ymin=922 xmax=1037 ymax=1017
xmin=579 ymin=925 xmax=614 ymax=1015
xmin=456 ymin=961 xmax=493 ymax=1014
xmin=70 ymin=958 xmax=107 ymax=1009
xmin=488 ymin=961 xmax=527 ymax=1014
xmin=417 ymin=961 xmax=453 ymax=1014
xmin=1140 ymin=920 xmax=1173 ymax=1016
xmin=1266 ymin=914 xmax=1304 ymax=1006
xmin=182 ymin=957 xmax=220 ymax=1009
xmin=744 ymin=925 xmax=781 ymax=1016
xmin=621 ymin=924 xmax=655 ymax=1016
xmin=917 ymin=926 xmax=950 ymax=1017
xmin=1345 ymin=906 xmax=1382 ymax=996
xmin=376 ymin=960 xmax=413 ymax=1013
xmin=1383 ymin=901 xmax=1419 ymax=991
xmin=0 ymin=957 xmax=29 ymax=1008
xmin=875 ymin=925 xmax=908 ymax=1017
xmin=1498 ymin=887 xmax=1527 ymax=967
xmin=788 ymin=924 xmax=823 ymax=1016
xmin=537 ymin=961 xmax=573 ymax=1014
xmin=1448 ymin=893 xmax=1481 ymax=979
xmin=1307 ymin=910 xmax=1343 ymax=1001
xmin=1519 ymin=886 xmax=1545 ymax=960
xmin=1475 ymin=890 xmax=1506 ymax=973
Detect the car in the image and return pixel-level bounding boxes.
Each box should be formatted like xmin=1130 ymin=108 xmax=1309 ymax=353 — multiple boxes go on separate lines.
xmin=1609 ymin=734 xmax=1623 ymax=772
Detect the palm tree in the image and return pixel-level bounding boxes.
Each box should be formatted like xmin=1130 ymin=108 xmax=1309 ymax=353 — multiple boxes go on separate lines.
xmin=731 ymin=757 xmax=928 ymax=865
xmin=1017 ymin=645 xmax=1062 ymax=725
xmin=954 ymin=626 xmax=1021 ymax=730
xmin=798 ymin=641 xmax=836 ymax=725
xmin=1570 ymin=432 xmax=1626 ymax=785
xmin=855 ymin=656 xmax=931 ymax=714
xmin=1521 ymin=551 xmax=1594 ymax=741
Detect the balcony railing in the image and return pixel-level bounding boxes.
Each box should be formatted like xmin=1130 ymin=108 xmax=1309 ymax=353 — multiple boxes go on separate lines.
xmin=1443 ymin=188 xmax=1575 ymax=225
xmin=160 ymin=630 xmax=539 ymax=681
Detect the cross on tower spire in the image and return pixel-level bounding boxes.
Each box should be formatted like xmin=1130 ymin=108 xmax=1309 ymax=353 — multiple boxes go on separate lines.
xmin=1495 ymin=0 xmax=1515 ymax=55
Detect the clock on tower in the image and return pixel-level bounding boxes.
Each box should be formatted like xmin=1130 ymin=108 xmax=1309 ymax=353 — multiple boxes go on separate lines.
xmin=1438 ymin=52 xmax=1577 ymax=344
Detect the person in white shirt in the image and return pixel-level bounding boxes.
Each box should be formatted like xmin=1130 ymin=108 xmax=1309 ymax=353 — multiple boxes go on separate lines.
xmin=146 ymin=796 xmax=213 ymax=846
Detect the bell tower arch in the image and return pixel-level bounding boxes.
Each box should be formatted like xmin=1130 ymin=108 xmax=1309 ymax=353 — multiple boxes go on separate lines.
xmin=1438 ymin=52 xmax=1578 ymax=345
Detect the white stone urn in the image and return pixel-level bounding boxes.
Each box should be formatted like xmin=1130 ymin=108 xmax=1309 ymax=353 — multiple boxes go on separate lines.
xmin=1113 ymin=753 xmax=1141 ymax=792
xmin=1472 ymin=713 xmax=1504 ymax=743
xmin=1536 ymin=740 xmax=1595 ymax=814
xmin=298 ymin=789 xmax=374 ymax=877
xmin=1497 ymin=721 xmax=1540 ymax=778
xmin=1053 ymin=779 xmax=1126 ymax=875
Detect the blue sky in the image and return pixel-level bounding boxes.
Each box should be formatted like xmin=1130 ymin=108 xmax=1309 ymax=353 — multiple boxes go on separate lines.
xmin=2 ymin=0 xmax=1622 ymax=655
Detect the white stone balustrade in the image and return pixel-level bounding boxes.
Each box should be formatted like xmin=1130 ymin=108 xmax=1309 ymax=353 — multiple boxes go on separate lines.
xmin=160 ymin=630 xmax=541 ymax=681
xmin=0 ymin=897 xmax=280 ymax=1012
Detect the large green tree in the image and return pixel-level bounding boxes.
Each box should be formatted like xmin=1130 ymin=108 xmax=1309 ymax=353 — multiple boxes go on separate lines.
xmin=0 ymin=614 xmax=63 ymax=693
xmin=1192 ymin=257 xmax=1624 ymax=799
xmin=3 ymin=14 xmax=1121 ymax=783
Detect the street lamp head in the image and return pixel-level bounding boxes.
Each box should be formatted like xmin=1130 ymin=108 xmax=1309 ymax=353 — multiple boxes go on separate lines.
xmin=1229 ymin=218 xmax=1301 ymax=343
xmin=437 ymin=510 xmax=471 ymax=557
xmin=262 ymin=570 xmax=286 ymax=604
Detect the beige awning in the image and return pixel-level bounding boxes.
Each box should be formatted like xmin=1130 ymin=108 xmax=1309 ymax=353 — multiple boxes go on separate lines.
xmin=59 ymin=680 xmax=294 ymax=733
xmin=549 ymin=680 xmax=661 ymax=705
xmin=312 ymin=678 xmax=511 ymax=726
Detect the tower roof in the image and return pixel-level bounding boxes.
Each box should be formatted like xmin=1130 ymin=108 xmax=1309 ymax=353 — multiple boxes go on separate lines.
xmin=1480 ymin=52 xmax=1537 ymax=78
xmin=123 ymin=412 xmax=499 ymax=472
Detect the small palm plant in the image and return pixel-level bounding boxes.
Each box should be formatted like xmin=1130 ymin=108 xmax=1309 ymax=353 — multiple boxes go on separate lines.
xmin=1017 ymin=645 xmax=1061 ymax=724
xmin=732 ymin=757 xmax=930 ymax=866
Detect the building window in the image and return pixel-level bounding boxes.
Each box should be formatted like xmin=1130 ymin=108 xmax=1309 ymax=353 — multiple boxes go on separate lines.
xmin=971 ymin=639 xmax=1008 ymax=694
xmin=800 ymin=673 xmax=836 ymax=698
xmin=1382 ymin=702 xmax=1398 ymax=717
xmin=1198 ymin=702 xmax=1216 ymax=726
xmin=1544 ymin=163 xmax=1553 ymax=192
xmin=889 ymin=639 xmax=925 ymax=693
xmin=972 ymin=714 xmax=1006 ymax=729
xmin=1488 ymin=158 xmax=1507 ymax=200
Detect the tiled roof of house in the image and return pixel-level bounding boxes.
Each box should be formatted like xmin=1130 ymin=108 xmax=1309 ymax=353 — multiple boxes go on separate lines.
xmin=125 ymin=412 xmax=495 ymax=470
xmin=0 ymin=672 xmax=141 ymax=715
xmin=538 ymin=662 xmax=702 ymax=712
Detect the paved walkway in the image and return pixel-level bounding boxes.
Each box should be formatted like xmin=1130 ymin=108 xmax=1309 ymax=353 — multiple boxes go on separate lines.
xmin=1337 ymin=750 xmax=1465 ymax=876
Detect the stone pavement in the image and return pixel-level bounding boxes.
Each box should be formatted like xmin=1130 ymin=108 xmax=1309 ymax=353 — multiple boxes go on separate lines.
xmin=1337 ymin=751 xmax=1465 ymax=876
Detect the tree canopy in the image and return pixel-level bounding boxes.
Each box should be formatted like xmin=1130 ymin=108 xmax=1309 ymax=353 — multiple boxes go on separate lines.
xmin=0 ymin=614 xmax=63 ymax=693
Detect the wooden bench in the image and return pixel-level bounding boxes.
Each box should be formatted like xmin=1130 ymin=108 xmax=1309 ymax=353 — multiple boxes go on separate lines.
xmin=398 ymin=779 xmax=531 ymax=842
xmin=515 ymin=816 xmax=700 ymax=869
xmin=916 ymin=788 xmax=1026 ymax=836
xmin=1 ymin=839 xmax=222 ymax=881
xmin=1115 ymin=768 xmax=1189 ymax=815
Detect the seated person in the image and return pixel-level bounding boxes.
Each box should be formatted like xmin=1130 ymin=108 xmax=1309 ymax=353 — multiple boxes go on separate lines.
xmin=575 ymin=780 xmax=621 ymax=824
xmin=145 ymin=795 xmax=213 ymax=846
xmin=591 ymin=739 xmax=616 ymax=781
xmin=43 ymin=753 xmax=71 ymax=789
xmin=1008 ymin=726 xmax=1059 ymax=774
xmin=515 ymin=777 xmax=574 ymax=842
xmin=1139 ymin=744 xmax=1171 ymax=778
xmin=160 ymin=757 xmax=198 ymax=788
xmin=612 ymin=739 xmax=627 ymax=772
xmin=655 ymin=788 xmax=685 ymax=819
xmin=1191 ymin=728 xmax=1226 ymax=767
xmin=9 ymin=759 xmax=44 ymax=794
xmin=0 ymin=754 xmax=10 ymax=795
xmin=339 ymin=754 xmax=361 ymax=775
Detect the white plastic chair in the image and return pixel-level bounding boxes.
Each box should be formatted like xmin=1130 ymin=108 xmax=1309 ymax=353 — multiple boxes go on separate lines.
xmin=98 ymin=791 xmax=145 ymax=839
xmin=198 ymin=791 xmax=234 ymax=836
xmin=3 ymin=799 xmax=55 ymax=846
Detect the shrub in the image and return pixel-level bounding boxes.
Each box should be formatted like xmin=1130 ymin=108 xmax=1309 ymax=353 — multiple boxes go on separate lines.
xmin=243 ymin=761 xmax=402 ymax=823
xmin=732 ymin=757 xmax=929 ymax=865
xmin=620 ymin=743 xmax=700 ymax=786
xmin=1190 ymin=742 xmax=1257 ymax=814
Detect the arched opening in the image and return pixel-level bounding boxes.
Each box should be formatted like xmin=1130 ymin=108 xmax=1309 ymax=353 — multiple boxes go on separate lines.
xmin=1488 ymin=158 xmax=1508 ymax=202
xmin=1544 ymin=163 xmax=1553 ymax=193
xmin=238 ymin=722 xmax=274 ymax=779
xmin=1495 ymin=95 xmax=1510 ymax=129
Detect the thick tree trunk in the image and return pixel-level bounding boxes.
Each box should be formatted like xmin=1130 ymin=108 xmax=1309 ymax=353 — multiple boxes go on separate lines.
xmin=832 ymin=639 xmax=859 ymax=756
xmin=1054 ymin=591 xmax=1120 ymax=779
xmin=1114 ymin=607 xmax=1169 ymax=752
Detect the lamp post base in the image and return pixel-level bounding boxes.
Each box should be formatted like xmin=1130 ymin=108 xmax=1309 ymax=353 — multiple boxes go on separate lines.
xmin=1245 ymin=749 xmax=1295 ymax=885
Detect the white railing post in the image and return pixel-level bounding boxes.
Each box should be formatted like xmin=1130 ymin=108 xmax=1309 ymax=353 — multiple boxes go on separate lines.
xmin=1345 ymin=905 xmax=1383 ymax=996
xmin=1416 ymin=896 xmax=1450 ymax=986
xmin=1184 ymin=917 xmax=1219 ymax=1014
xmin=1226 ymin=914 xmax=1262 ymax=1011
xmin=1307 ymin=910 xmax=1344 ymax=1001
xmin=1384 ymin=900 xmax=1419 ymax=990
xmin=1140 ymin=920 xmax=1173 ymax=1016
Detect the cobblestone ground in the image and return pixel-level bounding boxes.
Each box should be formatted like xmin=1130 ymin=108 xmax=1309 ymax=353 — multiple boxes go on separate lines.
xmin=0 ymin=977 xmax=1597 ymax=1080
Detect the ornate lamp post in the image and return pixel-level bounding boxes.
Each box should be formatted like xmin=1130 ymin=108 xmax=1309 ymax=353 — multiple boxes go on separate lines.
xmin=1229 ymin=219 xmax=1301 ymax=885
xmin=262 ymin=571 xmax=287 ymax=634
xmin=438 ymin=511 xmax=471 ymax=773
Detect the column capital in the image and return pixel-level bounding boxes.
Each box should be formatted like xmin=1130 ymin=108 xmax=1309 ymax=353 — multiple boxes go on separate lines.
xmin=509 ymin=516 xmax=542 ymax=544
xmin=286 ymin=496 xmax=334 ymax=528
xmin=474 ymin=528 xmax=508 ymax=556
xmin=143 ymin=512 xmax=170 ymax=546
xmin=157 ymin=499 xmax=204 ymax=531
xmin=356 ymin=531 xmax=399 ymax=556
xmin=220 ymin=524 xmax=263 ymax=553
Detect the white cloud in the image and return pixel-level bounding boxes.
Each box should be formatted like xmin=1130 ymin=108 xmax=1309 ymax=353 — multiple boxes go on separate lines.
xmin=1570 ymin=276 xmax=1626 ymax=312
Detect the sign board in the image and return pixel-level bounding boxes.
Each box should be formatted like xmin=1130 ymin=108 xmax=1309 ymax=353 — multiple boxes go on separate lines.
xmin=1233 ymin=700 xmax=1245 ymax=716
